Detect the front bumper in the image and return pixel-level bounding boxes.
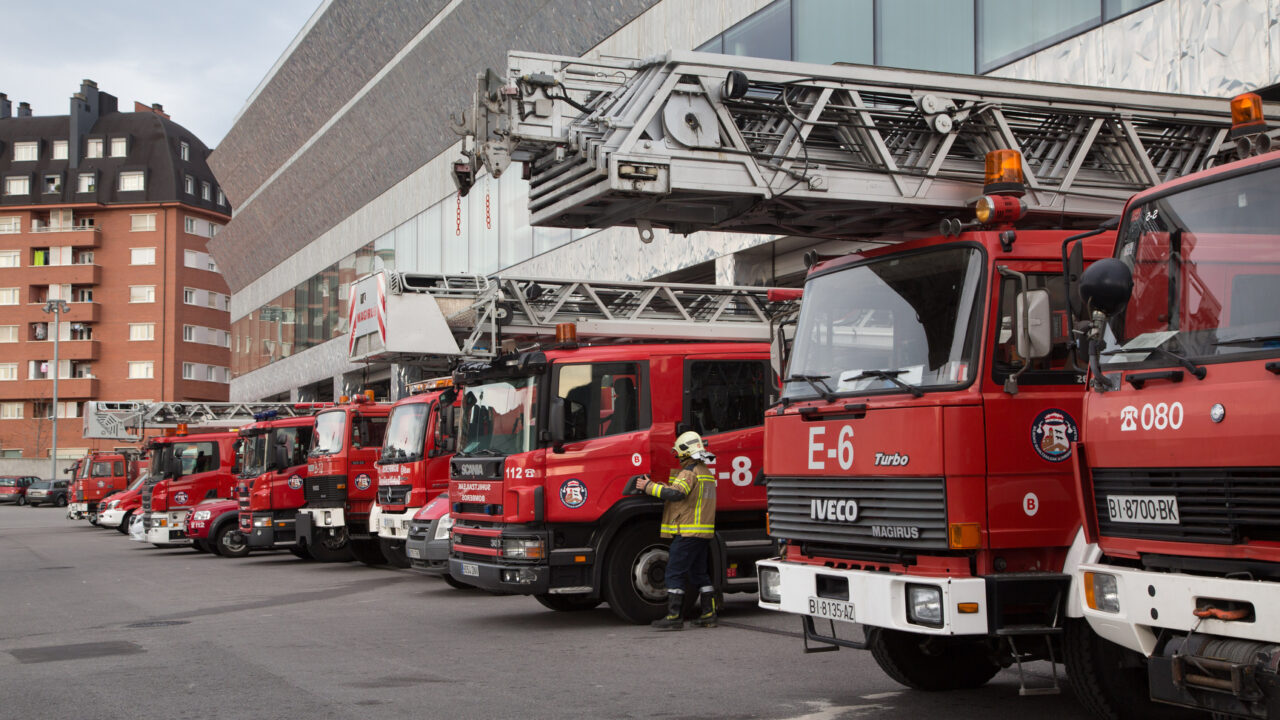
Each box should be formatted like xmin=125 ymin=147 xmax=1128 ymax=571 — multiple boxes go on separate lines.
xmin=67 ymin=502 xmax=88 ymax=519
xmin=372 ymin=505 xmax=418 ymax=540
xmin=26 ymin=492 xmax=49 ymax=504
xmin=406 ymin=519 xmax=450 ymax=575
xmin=142 ymin=511 xmax=191 ymax=546
xmin=448 ymin=556 xmax=550 ymax=594
xmin=247 ymin=511 xmax=297 ymax=548
xmin=756 ymin=558 xmax=989 ymax=636
xmin=98 ymin=507 xmax=126 ymax=527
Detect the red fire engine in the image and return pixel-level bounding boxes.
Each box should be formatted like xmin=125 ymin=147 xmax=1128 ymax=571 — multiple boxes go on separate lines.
xmin=234 ymin=412 xmax=324 ymax=559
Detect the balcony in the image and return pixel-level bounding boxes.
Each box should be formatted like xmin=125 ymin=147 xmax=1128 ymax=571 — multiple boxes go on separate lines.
xmin=19 ymin=302 xmax=101 ymax=324
xmin=28 ymin=224 xmax=101 ymax=248
xmin=23 ymin=339 xmax=100 ymax=361
xmin=0 ymin=377 xmax=98 ymax=400
xmin=22 ymin=263 xmax=101 ymax=286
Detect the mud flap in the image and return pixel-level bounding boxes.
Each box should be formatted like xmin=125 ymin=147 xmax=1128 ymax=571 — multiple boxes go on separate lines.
xmin=295 ymin=511 xmax=312 ymax=546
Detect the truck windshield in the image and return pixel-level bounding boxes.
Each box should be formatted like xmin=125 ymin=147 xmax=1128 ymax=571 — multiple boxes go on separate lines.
xmin=383 ymin=402 xmax=430 ymax=462
xmin=311 ymin=411 xmax=347 ymax=455
xmin=91 ymin=461 xmax=112 ymax=477
xmin=458 ymin=377 xmax=536 ymax=456
xmin=240 ymin=433 xmax=267 ymax=477
xmin=784 ymin=246 xmax=985 ymax=400
xmin=1103 ymin=163 xmax=1280 ymax=367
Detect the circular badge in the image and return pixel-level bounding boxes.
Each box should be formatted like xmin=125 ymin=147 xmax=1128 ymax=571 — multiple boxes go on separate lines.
xmin=354 ymin=474 xmax=372 ymax=491
xmin=559 ymin=478 xmax=587 ymax=509
xmin=287 ymin=474 xmax=303 ymax=490
xmin=1023 ymin=492 xmax=1040 ymax=516
xmin=96 ymin=480 xmax=105 ymax=489
xmin=631 ymin=453 xmax=643 ymax=467
xmin=174 ymin=491 xmax=189 ymax=505
xmin=1031 ymin=408 xmax=1078 ymax=463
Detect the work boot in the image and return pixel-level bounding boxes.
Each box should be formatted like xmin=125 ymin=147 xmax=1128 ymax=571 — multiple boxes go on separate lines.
xmin=691 ymin=591 xmax=718 ymax=628
xmin=651 ymin=592 xmax=684 ymax=630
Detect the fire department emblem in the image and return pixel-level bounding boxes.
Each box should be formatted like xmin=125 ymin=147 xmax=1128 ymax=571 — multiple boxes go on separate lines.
xmin=174 ymin=491 xmax=189 ymax=505
xmin=288 ymin=475 xmax=303 ymax=490
xmin=96 ymin=480 xmax=105 ymax=489
xmin=1030 ymin=408 xmax=1078 ymax=463
xmin=355 ymin=474 xmax=372 ymax=491
xmin=559 ymin=479 xmax=587 ymax=509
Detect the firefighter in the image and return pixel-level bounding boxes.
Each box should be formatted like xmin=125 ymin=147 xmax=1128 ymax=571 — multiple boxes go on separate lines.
xmin=634 ymin=431 xmax=717 ymax=630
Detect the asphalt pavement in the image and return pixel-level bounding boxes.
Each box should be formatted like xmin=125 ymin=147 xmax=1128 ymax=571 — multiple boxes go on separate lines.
xmin=0 ymin=505 xmax=1094 ymax=720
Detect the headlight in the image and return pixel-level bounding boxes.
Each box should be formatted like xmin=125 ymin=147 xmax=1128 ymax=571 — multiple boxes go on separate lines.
xmin=434 ymin=514 xmax=454 ymax=541
xmin=758 ymin=566 xmax=781 ymax=604
xmin=193 ymin=510 xmax=212 ymax=521
xmin=254 ymin=516 xmax=272 ymax=527
xmin=906 ymin=584 xmax=943 ymax=628
xmin=1084 ymin=572 xmax=1120 ymax=613
xmin=155 ymin=517 xmax=167 ymax=527
xmin=498 ymin=536 xmax=544 ymax=560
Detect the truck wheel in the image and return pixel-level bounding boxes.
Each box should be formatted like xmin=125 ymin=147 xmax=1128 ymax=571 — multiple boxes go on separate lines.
xmin=192 ymin=540 xmax=210 ymax=553
xmin=116 ymin=510 xmax=133 ymax=534
xmin=289 ymin=545 xmax=312 ymax=560
xmin=604 ymin=523 xmax=670 ymax=624
xmin=868 ymin=628 xmax=1000 ymax=691
xmin=379 ymin=538 xmax=412 ymax=568
xmin=306 ymin=537 xmax=354 ymax=563
xmin=214 ymin=523 xmax=250 ymax=558
xmin=535 ymin=593 xmax=603 ymax=612
xmin=350 ymin=538 xmax=388 ymax=566
xmin=88 ymin=512 xmax=98 ymax=525
xmin=1063 ymin=619 xmax=1188 ymax=720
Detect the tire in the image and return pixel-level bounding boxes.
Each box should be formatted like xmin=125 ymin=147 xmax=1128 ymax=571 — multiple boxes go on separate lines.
xmin=535 ymin=593 xmax=603 ymax=612
xmin=214 ymin=523 xmax=250 ymax=558
xmin=378 ymin=537 xmax=412 ymax=568
xmin=16 ymin=495 xmax=25 ymax=506
xmin=116 ymin=510 xmax=133 ymax=535
xmin=289 ymin=545 xmax=313 ymax=560
xmin=88 ymin=512 xmax=99 ymax=526
xmin=603 ymin=523 xmax=671 ymax=624
xmin=868 ymin=628 xmax=1001 ymax=691
xmin=350 ymin=538 xmax=388 ymax=566
xmin=56 ymin=495 xmax=67 ymax=507
xmin=443 ymin=574 xmax=474 ymax=590
xmin=1064 ymin=619 xmax=1192 ymax=720
xmin=305 ymin=536 xmax=353 ymax=563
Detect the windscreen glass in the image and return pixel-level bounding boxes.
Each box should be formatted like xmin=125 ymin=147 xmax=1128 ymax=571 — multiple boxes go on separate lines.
xmin=458 ymin=377 xmax=537 ymax=456
xmin=311 ymin=411 xmax=347 ymax=455
xmin=383 ymin=402 xmax=430 ymax=462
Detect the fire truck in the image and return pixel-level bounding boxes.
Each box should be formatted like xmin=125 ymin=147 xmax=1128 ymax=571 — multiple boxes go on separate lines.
xmin=234 ymin=412 xmax=326 ymax=559
xmin=295 ymin=395 xmax=392 ymax=565
xmin=451 ymin=50 xmax=1232 ymax=693
xmin=1072 ymin=93 xmax=1280 ymax=718
xmin=67 ymin=449 xmax=138 ymax=523
xmin=369 ymin=378 xmax=456 ymax=567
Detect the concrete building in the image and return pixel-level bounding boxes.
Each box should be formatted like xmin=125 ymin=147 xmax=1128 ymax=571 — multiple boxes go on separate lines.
xmin=210 ymin=0 xmax=1280 ymax=403
xmin=0 ymin=82 xmax=232 ymax=460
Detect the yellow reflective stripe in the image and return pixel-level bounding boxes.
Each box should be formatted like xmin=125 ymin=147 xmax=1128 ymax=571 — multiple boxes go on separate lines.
xmin=645 ymin=483 xmax=663 ymax=499
xmin=671 ymin=477 xmax=691 ymax=493
xmin=693 ymin=481 xmax=704 ymax=525
xmin=696 ymin=474 xmax=715 ymax=482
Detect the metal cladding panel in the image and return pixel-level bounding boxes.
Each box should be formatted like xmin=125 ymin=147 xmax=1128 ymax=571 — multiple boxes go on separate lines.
xmin=1099 ymin=4 xmax=1180 ymax=92
xmin=1179 ymin=0 xmax=1272 ymax=97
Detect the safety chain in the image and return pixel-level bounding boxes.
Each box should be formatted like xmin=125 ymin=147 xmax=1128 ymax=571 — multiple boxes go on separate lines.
xmin=455 ymin=192 xmax=462 ymax=236
xmin=485 ymin=190 xmax=492 ymax=230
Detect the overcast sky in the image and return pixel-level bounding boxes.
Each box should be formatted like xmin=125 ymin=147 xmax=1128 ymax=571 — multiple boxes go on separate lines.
xmin=0 ymin=0 xmax=320 ymax=147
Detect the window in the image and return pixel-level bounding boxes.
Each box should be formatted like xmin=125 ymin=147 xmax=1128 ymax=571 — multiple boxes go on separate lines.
xmin=182 ymin=362 xmax=196 ymax=380
xmin=201 ymin=181 xmax=211 ymax=201
xmin=0 ymin=364 xmax=16 ymax=381
xmin=75 ymin=251 xmax=93 ymax=264
xmin=130 ymin=213 xmax=155 ymax=232
xmin=184 ymin=250 xmax=198 ymax=268
xmin=118 ymin=171 xmax=145 ymax=192
xmin=979 ymin=1 xmax=1099 ymax=71
xmin=74 ymin=287 xmax=92 ymax=303
xmin=0 ymin=288 xmax=18 ymax=305
xmin=0 ymin=326 xmax=16 ymax=343
xmin=184 ymin=175 xmax=194 ymax=195
xmin=52 ymin=140 xmax=67 ymax=160
xmin=685 ymin=361 xmax=773 ymax=436
xmin=0 ymin=250 xmax=17 ymax=267
xmin=0 ymin=216 xmax=18 ymax=234
xmin=43 ymin=175 xmax=61 ymax=193
xmin=207 ymin=258 xmax=218 ymax=272
xmin=183 ymin=325 xmax=196 ymax=342
xmin=183 ymin=287 xmax=196 ymax=304
xmin=86 ymin=138 xmax=103 ymax=158
xmin=110 ymin=138 xmax=127 ymax=157
xmin=128 ymin=285 xmax=155 ymax=303
xmin=219 ymin=330 xmax=230 ymax=348
xmin=0 ymin=402 xmax=22 ymax=419
xmin=209 ymin=224 xmax=219 ymax=238
xmin=555 ymin=362 xmax=645 ymax=441
xmin=879 ymin=0 xmax=974 ymax=73
xmin=129 ymin=248 xmax=155 ymax=265
xmin=184 ymin=217 xmax=196 ymax=233
xmin=127 ymin=361 xmax=154 ymax=379
xmin=13 ymin=142 xmax=37 ymax=162
xmin=205 ymin=366 xmax=215 ymax=381
xmin=793 ymin=0 xmax=873 ymax=65
xmin=179 ymin=141 xmax=189 ymax=161
xmin=77 ymin=173 xmax=96 ymax=193
xmin=216 ymin=188 xmax=225 ymax=206
xmin=4 ymin=176 xmax=30 ymax=196
xmin=69 ymin=324 xmax=91 ymax=341
xmin=129 ymin=323 xmax=154 ymax=341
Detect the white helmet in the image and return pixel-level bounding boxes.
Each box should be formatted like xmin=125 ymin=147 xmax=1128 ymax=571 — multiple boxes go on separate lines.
xmin=673 ymin=431 xmax=709 ymax=462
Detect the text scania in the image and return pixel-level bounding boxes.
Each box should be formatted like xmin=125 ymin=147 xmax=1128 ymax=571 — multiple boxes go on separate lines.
xmin=810 ymin=498 xmax=859 ymax=522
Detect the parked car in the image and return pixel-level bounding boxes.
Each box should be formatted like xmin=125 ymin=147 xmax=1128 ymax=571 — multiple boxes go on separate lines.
xmin=0 ymin=476 xmax=39 ymax=505
xmin=26 ymin=479 xmax=70 ymax=507
xmin=185 ymin=498 xmax=246 ymax=557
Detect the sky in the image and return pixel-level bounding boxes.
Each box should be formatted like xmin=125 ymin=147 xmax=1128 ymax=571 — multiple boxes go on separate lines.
xmin=0 ymin=0 xmax=321 ymax=147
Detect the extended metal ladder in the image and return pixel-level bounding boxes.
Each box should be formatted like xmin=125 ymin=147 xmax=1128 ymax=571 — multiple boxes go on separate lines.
xmin=82 ymin=401 xmax=319 ymax=441
xmin=454 ymin=50 xmax=1238 ymax=239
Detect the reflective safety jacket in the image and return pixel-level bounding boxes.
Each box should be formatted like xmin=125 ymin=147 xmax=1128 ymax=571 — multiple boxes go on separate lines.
xmin=645 ymin=461 xmax=716 ymax=538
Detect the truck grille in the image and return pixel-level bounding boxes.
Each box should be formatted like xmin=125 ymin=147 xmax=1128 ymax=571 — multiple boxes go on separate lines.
xmin=76 ymin=488 xmax=84 ymax=502
xmin=1092 ymin=467 xmax=1280 ymax=544
xmin=378 ymin=485 xmax=410 ymax=506
xmin=766 ymin=476 xmax=949 ymax=552
xmin=304 ymin=474 xmax=346 ymax=506
xmin=237 ymin=484 xmax=251 ymax=529
xmin=142 ymin=486 xmax=153 ymax=513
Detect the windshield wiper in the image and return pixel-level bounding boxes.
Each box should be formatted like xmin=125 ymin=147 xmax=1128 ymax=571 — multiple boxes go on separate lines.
xmin=1104 ymin=346 xmax=1206 ymax=380
xmin=1212 ymin=333 xmax=1280 ymax=347
xmin=464 ymin=448 xmax=504 ymax=457
xmin=786 ymin=374 xmax=836 ymax=402
xmin=848 ymin=370 xmax=924 ymax=398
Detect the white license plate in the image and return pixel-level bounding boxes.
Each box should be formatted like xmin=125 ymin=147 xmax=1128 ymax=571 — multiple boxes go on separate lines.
xmin=382 ymin=518 xmax=394 ymax=529
xmin=461 ymin=562 xmax=479 ymax=577
xmin=807 ymin=597 xmax=857 ymax=624
xmin=1107 ymin=494 xmax=1181 ymax=525
xmin=407 ymin=548 xmax=421 ymax=559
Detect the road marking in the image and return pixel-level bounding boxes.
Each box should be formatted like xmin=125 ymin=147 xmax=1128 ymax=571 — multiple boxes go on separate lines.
xmin=775 ymin=700 xmax=887 ymax=720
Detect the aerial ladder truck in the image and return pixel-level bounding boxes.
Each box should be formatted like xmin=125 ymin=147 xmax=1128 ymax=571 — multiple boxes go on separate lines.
xmin=451 ymin=49 xmax=1232 ymax=709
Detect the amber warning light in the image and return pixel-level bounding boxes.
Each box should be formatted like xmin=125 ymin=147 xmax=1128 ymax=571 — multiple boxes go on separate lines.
xmin=1231 ymin=93 xmax=1266 ymax=138
xmin=983 ymin=149 xmax=1026 ymax=196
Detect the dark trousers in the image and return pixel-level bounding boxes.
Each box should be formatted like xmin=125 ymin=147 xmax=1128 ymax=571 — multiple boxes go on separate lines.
xmin=665 ymin=536 xmax=712 ymax=594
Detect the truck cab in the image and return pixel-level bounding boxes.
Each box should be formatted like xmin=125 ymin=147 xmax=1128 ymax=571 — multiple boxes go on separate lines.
xmin=69 ymin=450 xmax=135 ymax=522
xmin=369 ymin=380 xmax=456 ymax=567
xmin=140 ymin=431 xmax=241 ymax=547
xmin=448 ymin=340 xmax=777 ymax=623
xmin=236 ymin=414 xmax=317 ymax=554
xmin=296 ymin=396 xmax=390 ymax=563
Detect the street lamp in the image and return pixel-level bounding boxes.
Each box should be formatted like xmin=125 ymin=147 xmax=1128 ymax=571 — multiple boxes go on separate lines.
xmin=42 ymin=299 xmax=69 ymax=483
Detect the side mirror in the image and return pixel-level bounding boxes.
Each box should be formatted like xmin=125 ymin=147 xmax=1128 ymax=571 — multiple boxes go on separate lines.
xmin=1079 ymin=258 xmax=1134 ymax=316
xmin=1015 ymin=289 xmax=1053 ymax=360
xmin=548 ymin=397 xmax=566 ymax=452
xmin=1066 ymin=240 xmax=1085 ymax=322
xmin=164 ymin=456 xmax=182 ymax=480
